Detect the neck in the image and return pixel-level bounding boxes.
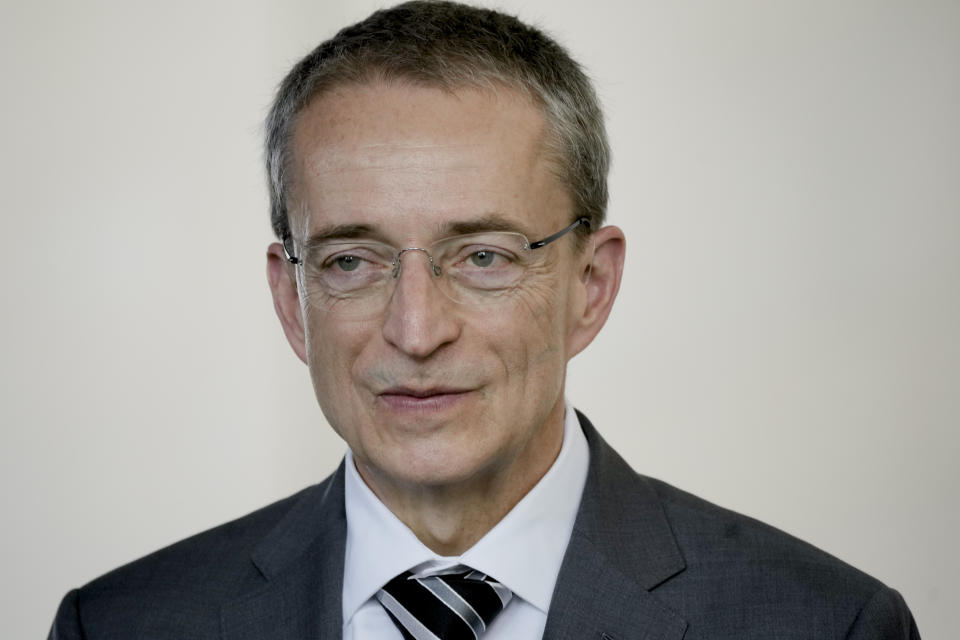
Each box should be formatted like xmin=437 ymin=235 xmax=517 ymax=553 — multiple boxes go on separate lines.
xmin=356 ymin=406 xmax=566 ymax=556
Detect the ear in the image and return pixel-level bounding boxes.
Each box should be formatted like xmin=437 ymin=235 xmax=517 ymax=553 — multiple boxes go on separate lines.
xmin=266 ymin=242 xmax=309 ymax=365
xmin=566 ymin=225 xmax=626 ymax=358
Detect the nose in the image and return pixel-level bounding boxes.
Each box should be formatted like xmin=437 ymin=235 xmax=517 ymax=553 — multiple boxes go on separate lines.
xmin=380 ymin=249 xmax=461 ymax=358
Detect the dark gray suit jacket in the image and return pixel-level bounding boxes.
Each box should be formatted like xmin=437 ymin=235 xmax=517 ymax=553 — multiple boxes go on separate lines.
xmin=49 ymin=413 xmax=919 ymax=639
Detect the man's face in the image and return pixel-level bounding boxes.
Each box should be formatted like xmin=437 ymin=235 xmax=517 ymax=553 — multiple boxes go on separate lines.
xmin=284 ymin=82 xmax=588 ymax=493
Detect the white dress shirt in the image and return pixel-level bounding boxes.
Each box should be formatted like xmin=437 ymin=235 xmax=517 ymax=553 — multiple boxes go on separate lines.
xmin=342 ymin=404 xmax=590 ymax=639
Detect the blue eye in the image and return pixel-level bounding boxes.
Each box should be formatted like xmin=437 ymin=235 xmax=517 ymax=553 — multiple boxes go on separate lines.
xmin=336 ymin=255 xmax=361 ymax=271
xmin=470 ymin=250 xmax=496 ymax=268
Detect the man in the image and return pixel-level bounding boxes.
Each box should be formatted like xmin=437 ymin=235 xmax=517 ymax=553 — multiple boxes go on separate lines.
xmin=49 ymin=2 xmax=919 ymax=638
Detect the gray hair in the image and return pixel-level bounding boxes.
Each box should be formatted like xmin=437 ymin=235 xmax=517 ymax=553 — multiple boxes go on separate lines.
xmin=265 ymin=0 xmax=609 ymax=244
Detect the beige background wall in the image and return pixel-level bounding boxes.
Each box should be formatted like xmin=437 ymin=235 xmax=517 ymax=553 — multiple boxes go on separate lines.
xmin=2 ymin=1 xmax=956 ymax=637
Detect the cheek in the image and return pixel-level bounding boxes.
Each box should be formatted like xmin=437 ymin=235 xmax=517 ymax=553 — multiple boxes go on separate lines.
xmin=521 ymin=275 xmax=569 ymax=352
xmin=480 ymin=279 xmax=568 ymax=385
xmin=303 ymin=314 xmax=370 ymax=407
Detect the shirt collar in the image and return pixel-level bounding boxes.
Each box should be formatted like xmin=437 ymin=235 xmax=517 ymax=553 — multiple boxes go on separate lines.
xmin=341 ymin=403 xmax=590 ymax=624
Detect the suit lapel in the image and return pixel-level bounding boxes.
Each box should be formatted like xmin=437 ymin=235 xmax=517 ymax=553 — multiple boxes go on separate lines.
xmin=543 ymin=412 xmax=688 ymax=640
xmin=221 ymin=462 xmax=347 ymax=640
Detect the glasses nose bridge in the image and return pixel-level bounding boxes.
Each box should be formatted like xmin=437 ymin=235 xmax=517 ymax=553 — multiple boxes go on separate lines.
xmin=392 ymin=246 xmax=443 ymax=279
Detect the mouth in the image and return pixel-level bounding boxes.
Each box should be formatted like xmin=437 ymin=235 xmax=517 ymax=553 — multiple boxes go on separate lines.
xmin=377 ymin=386 xmax=475 ymax=413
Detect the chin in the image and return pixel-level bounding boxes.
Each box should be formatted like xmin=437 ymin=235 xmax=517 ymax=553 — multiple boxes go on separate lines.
xmin=366 ymin=441 xmax=497 ymax=489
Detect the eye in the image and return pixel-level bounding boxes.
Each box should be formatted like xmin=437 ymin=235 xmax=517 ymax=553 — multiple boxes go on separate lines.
xmin=315 ymin=246 xmax=386 ymax=273
xmin=335 ymin=255 xmax=361 ymax=271
xmin=469 ymin=250 xmax=497 ymax=268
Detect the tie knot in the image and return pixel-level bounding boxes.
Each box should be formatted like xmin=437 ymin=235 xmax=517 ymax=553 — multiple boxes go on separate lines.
xmin=377 ymin=567 xmax=513 ymax=639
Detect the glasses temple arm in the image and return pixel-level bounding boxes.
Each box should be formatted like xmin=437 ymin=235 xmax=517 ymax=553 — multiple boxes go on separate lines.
xmin=281 ymin=233 xmax=301 ymax=264
xmin=528 ymin=217 xmax=591 ymax=250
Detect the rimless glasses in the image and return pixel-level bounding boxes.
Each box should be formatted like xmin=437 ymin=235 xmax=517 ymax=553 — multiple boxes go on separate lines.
xmin=282 ymin=217 xmax=590 ymax=317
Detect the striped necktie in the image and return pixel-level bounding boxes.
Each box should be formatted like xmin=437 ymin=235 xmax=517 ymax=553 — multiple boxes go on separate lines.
xmin=376 ymin=566 xmax=513 ymax=640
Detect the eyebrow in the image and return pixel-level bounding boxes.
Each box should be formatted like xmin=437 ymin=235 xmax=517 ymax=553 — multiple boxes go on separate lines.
xmin=304 ymin=213 xmax=535 ymax=246
xmin=439 ymin=214 xmax=532 ymax=238
xmin=304 ymin=223 xmax=382 ymax=246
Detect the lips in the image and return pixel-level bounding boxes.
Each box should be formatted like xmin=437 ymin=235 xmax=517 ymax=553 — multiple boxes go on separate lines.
xmin=377 ymin=386 xmax=474 ymax=413
xmin=380 ymin=386 xmax=470 ymax=398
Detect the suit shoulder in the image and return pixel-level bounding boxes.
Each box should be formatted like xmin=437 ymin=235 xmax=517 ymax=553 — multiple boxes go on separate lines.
xmin=639 ymin=475 xmax=916 ymax=636
xmin=84 ymin=484 xmax=314 ymax=592
xmin=644 ymin=475 xmax=882 ymax=588
xmin=65 ymin=480 xmax=333 ymax=636
xmin=560 ymin=417 xmax=917 ymax=637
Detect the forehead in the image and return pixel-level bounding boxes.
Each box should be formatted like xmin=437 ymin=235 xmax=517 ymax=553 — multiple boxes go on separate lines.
xmin=289 ymin=81 xmax=570 ymax=241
